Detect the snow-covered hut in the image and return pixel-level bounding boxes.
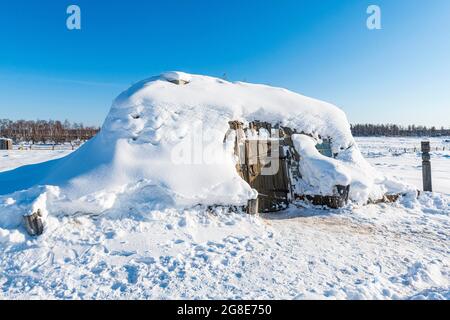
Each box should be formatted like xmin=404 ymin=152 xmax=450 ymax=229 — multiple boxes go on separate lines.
xmin=0 ymin=72 xmax=412 ymax=230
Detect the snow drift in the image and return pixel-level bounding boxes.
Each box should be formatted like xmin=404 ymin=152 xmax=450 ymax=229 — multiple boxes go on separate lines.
xmin=0 ymin=72 xmax=413 ymax=228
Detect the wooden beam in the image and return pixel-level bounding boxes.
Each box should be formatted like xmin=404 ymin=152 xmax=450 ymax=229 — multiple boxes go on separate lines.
xmin=23 ymin=210 xmax=44 ymax=236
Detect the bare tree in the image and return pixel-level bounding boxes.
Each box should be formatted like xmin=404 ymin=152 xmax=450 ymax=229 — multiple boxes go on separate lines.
xmin=351 ymin=124 xmax=450 ymax=137
xmin=0 ymin=119 xmax=100 ymax=144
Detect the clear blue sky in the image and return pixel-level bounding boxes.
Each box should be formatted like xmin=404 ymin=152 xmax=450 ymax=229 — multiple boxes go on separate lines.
xmin=0 ymin=0 xmax=449 ymax=127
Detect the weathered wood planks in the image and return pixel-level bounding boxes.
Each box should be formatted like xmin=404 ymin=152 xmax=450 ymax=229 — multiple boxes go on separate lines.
xmin=421 ymin=141 xmax=433 ymax=192
xmin=23 ymin=210 xmax=44 ymax=236
xmin=227 ymin=120 xmax=352 ymax=214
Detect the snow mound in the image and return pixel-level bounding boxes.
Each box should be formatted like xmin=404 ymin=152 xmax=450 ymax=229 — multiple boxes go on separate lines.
xmin=0 ymin=72 xmax=412 ymax=228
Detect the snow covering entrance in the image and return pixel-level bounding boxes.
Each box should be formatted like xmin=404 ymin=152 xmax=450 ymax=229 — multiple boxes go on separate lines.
xmin=0 ymin=72 xmax=414 ymax=233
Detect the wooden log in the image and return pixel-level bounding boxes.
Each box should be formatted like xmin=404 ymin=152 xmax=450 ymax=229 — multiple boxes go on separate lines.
xmin=336 ymin=185 xmax=350 ymax=203
xmin=367 ymin=193 xmax=401 ymax=204
xmin=296 ymin=194 xmax=343 ymax=209
xmin=295 ymin=185 xmax=350 ymax=209
xmin=167 ymin=79 xmax=189 ymax=85
xmin=23 ymin=210 xmax=44 ymax=236
xmin=421 ymin=141 xmax=433 ymax=192
xmin=246 ymin=198 xmax=259 ymax=215
xmin=228 ymin=120 xmax=243 ymax=131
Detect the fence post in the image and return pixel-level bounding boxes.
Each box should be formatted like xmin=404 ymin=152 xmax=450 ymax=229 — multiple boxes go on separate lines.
xmin=247 ymin=198 xmax=259 ymax=215
xmin=421 ymin=141 xmax=432 ymax=192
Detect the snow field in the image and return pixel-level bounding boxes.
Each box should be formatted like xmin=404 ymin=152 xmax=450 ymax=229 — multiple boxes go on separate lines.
xmin=0 ymin=194 xmax=448 ymax=299
xmin=1 ymin=139 xmax=448 ymax=299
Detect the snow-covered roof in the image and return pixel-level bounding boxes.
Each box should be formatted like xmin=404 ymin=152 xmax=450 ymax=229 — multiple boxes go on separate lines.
xmin=110 ymin=72 xmax=354 ymax=153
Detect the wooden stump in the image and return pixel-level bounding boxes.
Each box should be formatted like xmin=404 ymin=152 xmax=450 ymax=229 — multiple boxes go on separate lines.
xmin=295 ymin=185 xmax=350 ymax=209
xmin=247 ymin=198 xmax=259 ymax=215
xmin=23 ymin=210 xmax=44 ymax=236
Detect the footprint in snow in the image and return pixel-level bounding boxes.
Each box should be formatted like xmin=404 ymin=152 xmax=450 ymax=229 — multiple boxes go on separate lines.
xmin=104 ymin=231 xmax=116 ymax=239
xmin=178 ymin=217 xmax=187 ymax=227
xmin=110 ymin=250 xmax=136 ymax=257
xmin=135 ymin=257 xmax=156 ymax=265
xmin=111 ymin=282 xmax=127 ymax=292
xmin=124 ymin=265 xmax=139 ymax=284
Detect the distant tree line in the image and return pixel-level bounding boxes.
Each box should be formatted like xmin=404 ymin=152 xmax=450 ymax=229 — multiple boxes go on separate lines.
xmin=2 ymin=119 xmax=448 ymax=142
xmin=0 ymin=119 xmax=100 ymax=144
xmin=351 ymin=124 xmax=450 ymax=137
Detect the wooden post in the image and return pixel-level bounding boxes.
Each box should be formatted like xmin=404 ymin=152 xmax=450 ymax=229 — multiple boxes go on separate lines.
xmin=421 ymin=141 xmax=433 ymax=192
xmin=23 ymin=210 xmax=44 ymax=236
xmin=247 ymin=198 xmax=259 ymax=215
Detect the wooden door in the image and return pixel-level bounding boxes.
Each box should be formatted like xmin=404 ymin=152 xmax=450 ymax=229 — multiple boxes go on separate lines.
xmin=244 ymin=139 xmax=290 ymax=212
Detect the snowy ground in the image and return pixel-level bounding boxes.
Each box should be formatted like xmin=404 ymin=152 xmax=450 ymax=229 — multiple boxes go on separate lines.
xmin=356 ymin=137 xmax=450 ymax=196
xmin=0 ymin=149 xmax=72 ymax=172
xmin=0 ymin=137 xmax=449 ymax=300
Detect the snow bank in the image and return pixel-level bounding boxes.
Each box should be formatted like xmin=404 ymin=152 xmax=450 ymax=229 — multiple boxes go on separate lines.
xmin=0 ymin=72 xmax=412 ymax=230
xmin=291 ymin=134 xmax=414 ymax=201
xmin=292 ymin=134 xmax=351 ymax=195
